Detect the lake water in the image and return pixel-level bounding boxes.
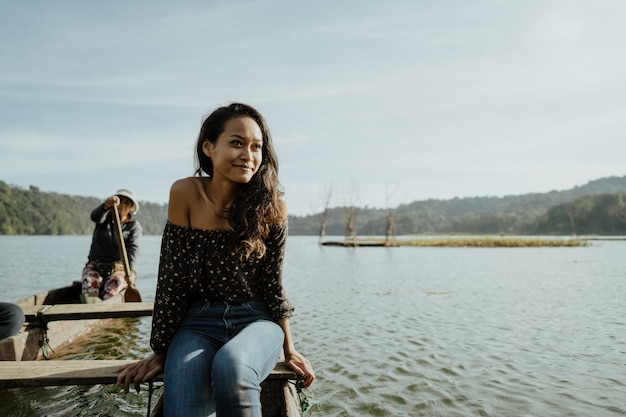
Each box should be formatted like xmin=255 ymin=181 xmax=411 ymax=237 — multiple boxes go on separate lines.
xmin=1 ymin=235 xmax=625 ymax=417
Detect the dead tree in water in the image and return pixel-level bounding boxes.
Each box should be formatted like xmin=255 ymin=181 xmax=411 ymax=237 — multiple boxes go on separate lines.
xmin=345 ymin=206 xmax=357 ymax=242
xmin=384 ymin=183 xmax=398 ymax=245
xmin=343 ymin=180 xmax=360 ymax=243
xmin=319 ymin=208 xmax=328 ymax=243
xmin=385 ymin=208 xmax=397 ymax=245
xmin=318 ymin=186 xmax=333 ymax=244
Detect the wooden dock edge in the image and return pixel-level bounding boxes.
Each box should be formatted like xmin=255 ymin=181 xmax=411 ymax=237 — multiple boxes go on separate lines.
xmin=0 ymin=360 xmax=298 ymax=389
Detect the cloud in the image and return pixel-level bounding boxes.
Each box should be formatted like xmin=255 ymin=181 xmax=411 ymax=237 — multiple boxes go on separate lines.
xmin=1 ymin=0 xmax=625 ymax=216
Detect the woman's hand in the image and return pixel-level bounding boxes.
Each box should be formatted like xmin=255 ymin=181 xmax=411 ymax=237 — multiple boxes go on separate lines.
xmin=115 ymin=353 xmax=165 ymax=393
xmin=277 ymin=318 xmax=315 ymax=388
xmin=285 ymin=350 xmax=315 ymax=388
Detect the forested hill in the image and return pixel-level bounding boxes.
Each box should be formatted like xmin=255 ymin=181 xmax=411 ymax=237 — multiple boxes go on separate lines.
xmin=0 ymin=181 xmax=168 ymax=235
xmin=2 ymin=176 xmax=626 ymax=236
xmin=289 ymin=175 xmax=626 ymax=236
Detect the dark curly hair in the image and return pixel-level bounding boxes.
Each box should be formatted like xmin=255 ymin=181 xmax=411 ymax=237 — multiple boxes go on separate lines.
xmin=194 ymin=103 xmax=285 ymax=259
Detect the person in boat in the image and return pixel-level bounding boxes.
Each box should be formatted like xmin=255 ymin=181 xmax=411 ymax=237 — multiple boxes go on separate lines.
xmin=0 ymin=302 xmax=25 ymax=339
xmin=80 ymin=189 xmax=142 ymax=303
xmin=116 ymin=103 xmax=315 ymax=416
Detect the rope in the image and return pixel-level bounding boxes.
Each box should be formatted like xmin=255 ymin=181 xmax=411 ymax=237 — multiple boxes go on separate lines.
xmin=39 ymin=324 xmax=54 ymax=360
xmin=293 ymin=380 xmax=313 ymax=415
xmin=36 ymin=306 xmax=54 ymax=360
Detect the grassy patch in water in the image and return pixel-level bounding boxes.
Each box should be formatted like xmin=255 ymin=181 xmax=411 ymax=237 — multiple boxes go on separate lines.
xmin=325 ymin=237 xmax=587 ymax=247
xmin=398 ymin=237 xmax=586 ymax=247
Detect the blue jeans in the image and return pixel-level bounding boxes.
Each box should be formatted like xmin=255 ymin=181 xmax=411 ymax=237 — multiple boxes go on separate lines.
xmin=163 ymin=298 xmax=284 ymax=417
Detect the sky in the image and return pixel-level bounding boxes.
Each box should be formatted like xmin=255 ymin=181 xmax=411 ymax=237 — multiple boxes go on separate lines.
xmin=1 ymin=0 xmax=625 ymax=216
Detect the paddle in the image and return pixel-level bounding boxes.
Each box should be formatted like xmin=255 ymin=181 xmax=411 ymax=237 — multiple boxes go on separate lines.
xmin=112 ymin=204 xmax=142 ymax=302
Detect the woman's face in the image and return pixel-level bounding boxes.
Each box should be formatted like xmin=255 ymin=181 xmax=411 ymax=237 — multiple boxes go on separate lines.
xmin=203 ymin=116 xmax=263 ymax=184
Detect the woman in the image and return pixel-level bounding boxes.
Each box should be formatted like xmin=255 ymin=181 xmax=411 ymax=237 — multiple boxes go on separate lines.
xmin=116 ymin=103 xmax=315 ymax=417
xmin=81 ymin=189 xmax=142 ymax=302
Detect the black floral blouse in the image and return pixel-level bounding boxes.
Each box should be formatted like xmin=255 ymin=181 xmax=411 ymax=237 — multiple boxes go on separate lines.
xmin=150 ymin=221 xmax=295 ymax=355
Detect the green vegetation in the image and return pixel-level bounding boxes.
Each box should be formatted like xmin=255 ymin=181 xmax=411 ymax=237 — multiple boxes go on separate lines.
xmin=0 ymin=181 xmax=167 ymax=235
xmin=2 ymin=176 xmax=626 ymax=236
xmin=291 ymin=176 xmax=626 ymax=236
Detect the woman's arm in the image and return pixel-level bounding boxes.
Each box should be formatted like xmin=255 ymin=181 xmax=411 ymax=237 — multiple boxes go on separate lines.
xmin=278 ymin=317 xmax=315 ymax=388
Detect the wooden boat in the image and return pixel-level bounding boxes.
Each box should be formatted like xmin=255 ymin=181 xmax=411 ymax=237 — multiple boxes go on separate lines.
xmin=0 ymin=359 xmax=305 ymax=417
xmin=0 ymin=281 xmax=152 ymax=361
xmin=0 ymin=282 xmax=307 ymax=416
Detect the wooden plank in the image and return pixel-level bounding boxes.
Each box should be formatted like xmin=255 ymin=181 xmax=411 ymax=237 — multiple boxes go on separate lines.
xmin=267 ymin=362 xmax=299 ymax=380
xmin=19 ymin=305 xmax=46 ymax=320
xmin=0 ymin=360 xmax=141 ymax=388
xmin=0 ymin=360 xmax=298 ymax=389
xmin=21 ymin=302 xmax=154 ymax=323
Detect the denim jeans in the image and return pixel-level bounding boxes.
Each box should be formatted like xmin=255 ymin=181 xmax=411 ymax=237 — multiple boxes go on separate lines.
xmin=163 ymin=298 xmax=284 ymax=417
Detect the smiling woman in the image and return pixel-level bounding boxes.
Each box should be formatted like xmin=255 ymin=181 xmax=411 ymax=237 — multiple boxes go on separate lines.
xmin=115 ymin=103 xmax=314 ymax=417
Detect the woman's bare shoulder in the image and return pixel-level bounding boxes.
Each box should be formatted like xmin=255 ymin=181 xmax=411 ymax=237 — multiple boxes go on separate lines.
xmin=170 ymin=177 xmax=207 ymax=197
xmin=171 ymin=176 xmax=197 ymax=190
xmin=168 ymin=177 xmax=208 ymax=226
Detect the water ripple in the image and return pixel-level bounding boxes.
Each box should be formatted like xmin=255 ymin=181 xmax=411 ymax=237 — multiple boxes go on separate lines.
xmin=2 ymin=237 xmax=626 ymax=416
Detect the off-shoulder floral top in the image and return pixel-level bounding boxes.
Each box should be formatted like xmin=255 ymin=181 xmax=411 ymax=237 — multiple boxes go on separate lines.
xmin=150 ymin=221 xmax=295 ymax=355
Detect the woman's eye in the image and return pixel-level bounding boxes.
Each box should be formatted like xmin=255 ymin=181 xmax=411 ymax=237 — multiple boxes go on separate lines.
xmin=231 ymin=140 xmax=242 ymax=147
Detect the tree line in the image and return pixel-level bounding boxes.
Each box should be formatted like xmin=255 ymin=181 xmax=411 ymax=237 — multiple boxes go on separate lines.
xmin=0 ymin=181 xmax=168 ymax=235
xmin=289 ymin=176 xmax=626 ymax=236
xmin=2 ymin=176 xmax=626 ymax=236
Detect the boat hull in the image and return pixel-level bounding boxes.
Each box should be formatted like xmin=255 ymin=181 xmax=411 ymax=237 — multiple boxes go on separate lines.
xmin=0 ymin=282 xmax=123 ymax=361
xmin=147 ymin=379 xmax=302 ymax=417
